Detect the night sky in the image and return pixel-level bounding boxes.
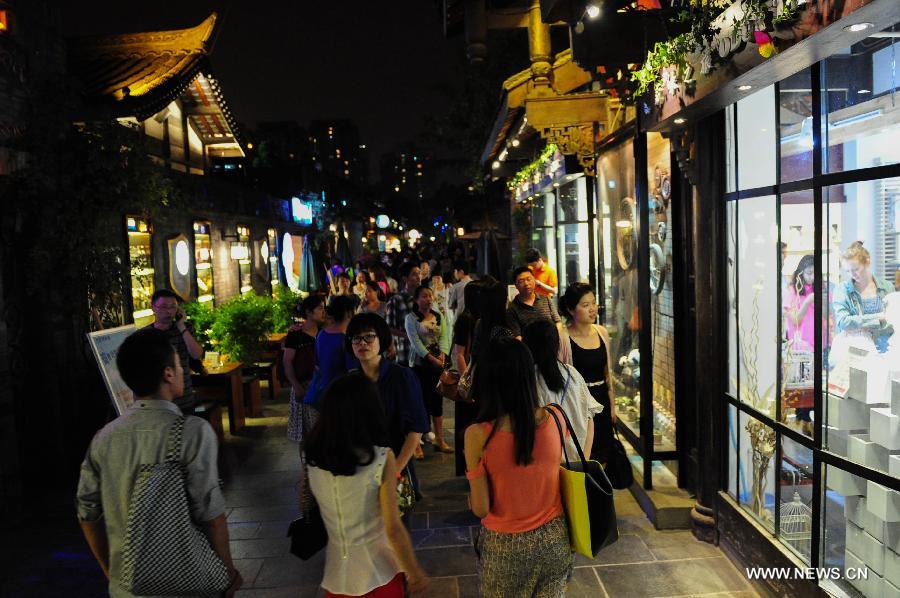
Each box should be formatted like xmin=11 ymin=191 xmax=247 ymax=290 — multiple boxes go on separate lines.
xmin=63 ymin=1 xmax=467 ymax=178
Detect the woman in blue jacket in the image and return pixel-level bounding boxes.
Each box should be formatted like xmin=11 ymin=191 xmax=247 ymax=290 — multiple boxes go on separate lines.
xmin=832 ymin=241 xmax=894 ymax=353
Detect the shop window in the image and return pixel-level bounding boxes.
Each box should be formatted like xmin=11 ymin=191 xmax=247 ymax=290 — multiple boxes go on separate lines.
xmin=738 ymin=411 xmax=776 ymax=532
xmin=555 ymin=177 xmax=591 ymax=296
xmin=193 ymin=221 xmax=214 ymax=304
xmin=267 ymin=228 xmax=279 ymax=288
xmin=727 ymin=404 xmax=739 ymax=500
xmin=780 ymin=190 xmax=816 ymax=438
xmin=236 ymin=225 xmax=252 ymax=295
xmin=725 ymin=105 xmax=736 ymax=193
xmin=531 ymin=192 xmax=557 ymax=277
xmin=779 ymin=438 xmax=814 ymax=564
xmin=737 ymin=85 xmax=777 ymax=190
xmin=821 ymin=463 xmax=890 ymax=598
xmin=736 ymin=194 xmax=779 ymax=419
xmin=779 ymin=68 xmax=814 ymax=184
xmin=127 ymin=216 xmax=155 ymax=327
xmin=647 ymin=132 xmax=676 ymax=451
xmin=823 ymin=22 xmax=900 ymax=175
xmin=597 ymin=140 xmax=640 ymax=436
xmin=727 ymin=200 xmax=738 ymax=398
xmin=823 ymin=176 xmax=900 ymax=471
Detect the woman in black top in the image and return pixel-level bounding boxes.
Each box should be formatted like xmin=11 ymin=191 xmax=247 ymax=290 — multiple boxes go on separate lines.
xmin=559 ymin=282 xmax=616 ymax=463
xmin=285 ymin=294 xmax=326 ymax=447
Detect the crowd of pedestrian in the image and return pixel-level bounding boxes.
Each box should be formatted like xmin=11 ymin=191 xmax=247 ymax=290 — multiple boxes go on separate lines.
xmin=75 ymin=241 xmax=618 ymax=598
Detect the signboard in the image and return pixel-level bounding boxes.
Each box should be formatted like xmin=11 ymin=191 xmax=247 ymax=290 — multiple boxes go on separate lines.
xmin=87 ymin=324 xmax=137 ymax=415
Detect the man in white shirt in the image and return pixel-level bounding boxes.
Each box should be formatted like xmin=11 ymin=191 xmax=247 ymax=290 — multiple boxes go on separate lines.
xmin=449 ymin=261 xmax=473 ymax=319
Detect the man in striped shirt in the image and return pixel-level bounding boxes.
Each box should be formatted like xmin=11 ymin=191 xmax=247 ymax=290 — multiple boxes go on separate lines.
xmin=506 ymin=266 xmax=560 ymax=339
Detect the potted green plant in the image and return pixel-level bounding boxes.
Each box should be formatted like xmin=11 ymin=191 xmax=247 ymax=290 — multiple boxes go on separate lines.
xmin=209 ymin=295 xmax=275 ymax=365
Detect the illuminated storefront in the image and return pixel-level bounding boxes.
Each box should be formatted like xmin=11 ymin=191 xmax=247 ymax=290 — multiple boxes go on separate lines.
xmin=630 ymin=2 xmax=900 ymax=593
xmin=193 ymin=221 xmax=215 ymax=303
xmin=126 ymin=216 xmax=155 ymax=327
xmin=235 ymin=224 xmax=252 ymax=296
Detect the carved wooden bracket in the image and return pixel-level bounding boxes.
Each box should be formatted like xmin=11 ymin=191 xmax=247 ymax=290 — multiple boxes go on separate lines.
xmin=540 ymin=124 xmax=597 ymax=176
xmin=670 ymin=127 xmax=697 ymax=186
xmin=525 ymin=92 xmax=606 ymax=177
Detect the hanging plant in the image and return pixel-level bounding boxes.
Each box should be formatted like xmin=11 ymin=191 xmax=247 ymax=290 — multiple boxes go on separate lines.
xmin=507 ymin=143 xmax=559 ymax=193
xmin=630 ymin=0 xmax=804 ymax=106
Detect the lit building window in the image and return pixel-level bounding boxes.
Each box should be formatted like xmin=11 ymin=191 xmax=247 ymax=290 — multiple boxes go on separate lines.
xmin=344 ymin=170 xmax=350 ymax=176
xmin=394 ymin=186 xmax=400 ymax=192
xmin=0 ymin=11 xmax=8 ymax=33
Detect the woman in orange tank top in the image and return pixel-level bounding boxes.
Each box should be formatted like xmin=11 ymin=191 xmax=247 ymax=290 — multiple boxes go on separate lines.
xmin=464 ymin=337 xmax=573 ymax=597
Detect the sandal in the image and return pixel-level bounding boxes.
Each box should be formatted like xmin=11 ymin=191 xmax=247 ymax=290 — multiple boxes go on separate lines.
xmin=414 ymin=446 xmax=425 ymax=460
xmin=436 ymin=443 xmax=454 ymax=454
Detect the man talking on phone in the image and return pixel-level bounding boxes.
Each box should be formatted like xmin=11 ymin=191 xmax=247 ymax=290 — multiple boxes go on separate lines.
xmin=148 ymin=289 xmax=205 ymax=414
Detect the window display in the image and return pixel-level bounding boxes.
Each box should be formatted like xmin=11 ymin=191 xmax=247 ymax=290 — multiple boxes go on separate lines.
xmin=267 ymin=228 xmax=279 ymax=289
xmin=127 ymin=216 xmax=154 ymax=327
xmin=236 ymin=224 xmax=252 ymax=295
xmin=555 ymin=176 xmax=591 ymax=296
xmin=596 ymin=140 xmax=640 ymax=439
xmin=530 ymin=192 xmax=556 ymax=279
xmin=193 ymin=221 xmax=214 ymax=304
xmin=723 ymin=20 xmax=900 ymax=592
xmin=646 ymin=132 xmax=675 ymax=452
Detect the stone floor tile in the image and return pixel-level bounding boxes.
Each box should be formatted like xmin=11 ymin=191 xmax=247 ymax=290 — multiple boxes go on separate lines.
xmin=253 ymin=554 xmax=325 ymax=588
xmin=456 ymin=574 xmax=479 ymax=598
xmin=426 ymin=509 xmax=480 ymax=529
xmin=567 ymin=566 xmax=609 ymax=598
xmin=230 ymin=505 xmax=299 ymax=523
xmin=594 ymin=556 xmax=752 ymax=598
xmin=230 ymin=537 xmax=291 ymax=559
xmin=236 ymin=586 xmax=322 ymax=597
xmin=575 ymin=533 xmax=655 ymax=566
xmin=642 ymin=530 xmax=722 ymax=560
xmin=225 ymin=486 xmax=299 ymax=507
xmin=229 ymin=521 xmax=262 ymax=540
xmin=416 ymin=545 xmax=478 ymax=577
xmin=233 ymin=558 xmax=265 ymax=586
xmin=420 ymin=575 xmax=459 ymax=598
xmin=256 ymin=520 xmax=294 ymax=539
xmin=411 ymin=526 xmax=472 ymax=549
xmin=406 ymin=511 xmax=429 ymax=530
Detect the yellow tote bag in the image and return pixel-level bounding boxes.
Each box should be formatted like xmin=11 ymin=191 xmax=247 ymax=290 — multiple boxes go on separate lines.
xmin=547 ymin=405 xmax=618 ymax=558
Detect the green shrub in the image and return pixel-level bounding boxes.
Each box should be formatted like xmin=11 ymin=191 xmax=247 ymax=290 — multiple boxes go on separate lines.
xmin=208 ymin=294 xmax=274 ymax=364
xmin=271 ymin=286 xmax=301 ymax=333
xmin=183 ymin=301 xmax=216 ymax=349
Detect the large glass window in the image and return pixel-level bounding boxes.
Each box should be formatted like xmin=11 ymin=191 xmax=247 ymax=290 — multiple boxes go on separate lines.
xmin=597 ymin=141 xmax=640 ymax=438
xmin=127 ymin=216 xmax=155 ymax=327
xmin=531 ymin=191 xmax=556 ymax=278
xmin=193 ymin=221 xmax=214 ymax=304
xmin=723 ymin=21 xmax=900 ymax=590
xmin=824 ymin=23 xmax=900 ymax=175
xmin=647 ymin=132 xmax=676 ymax=452
xmin=555 ymin=176 xmax=591 ymax=296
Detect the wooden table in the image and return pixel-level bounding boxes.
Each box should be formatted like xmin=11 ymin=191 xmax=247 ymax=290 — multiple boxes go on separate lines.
xmin=193 ymin=361 xmax=245 ymax=433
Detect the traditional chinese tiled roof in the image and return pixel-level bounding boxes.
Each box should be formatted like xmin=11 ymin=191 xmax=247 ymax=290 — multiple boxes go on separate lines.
xmin=67 ymin=13 xmax=242 ymax=146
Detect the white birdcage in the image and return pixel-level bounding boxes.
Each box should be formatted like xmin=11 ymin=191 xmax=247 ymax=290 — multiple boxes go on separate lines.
xmin=780 ymin=491 xmax=812 ymax=558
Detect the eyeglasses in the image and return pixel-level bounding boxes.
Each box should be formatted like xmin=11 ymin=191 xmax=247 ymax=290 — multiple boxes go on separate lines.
xmin=350 ymin=333 xmax=378 ymax=346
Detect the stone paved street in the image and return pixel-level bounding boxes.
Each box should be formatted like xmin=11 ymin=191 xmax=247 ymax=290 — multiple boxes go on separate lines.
xmin=0 ymin=389 xmax=760 ymax=597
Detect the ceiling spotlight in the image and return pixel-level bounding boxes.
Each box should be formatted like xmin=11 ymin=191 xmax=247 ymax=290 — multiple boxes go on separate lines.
xmin=844 ymin=22 xmax=874 ymax=33
xmin=586 ymin=4 xmax=601 ymax=19
xmin=737 ymin=84 xmax=753 ymax=91
xmin=674 ymin=117 xmax=686 ymax=125
xmin=492 ymin=160 xmax=501 ymax=169
xmin=511 ymin=139 xmax=520 ymax=148
xmin=857 ymin=88 xmax=871 ymax=94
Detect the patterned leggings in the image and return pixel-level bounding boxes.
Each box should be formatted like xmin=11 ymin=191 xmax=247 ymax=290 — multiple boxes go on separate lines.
xmin=475 ymin=516 xmax=573 ymax=598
